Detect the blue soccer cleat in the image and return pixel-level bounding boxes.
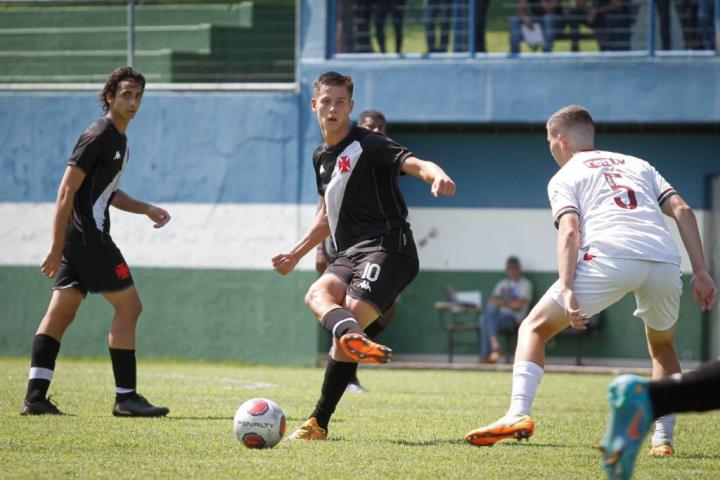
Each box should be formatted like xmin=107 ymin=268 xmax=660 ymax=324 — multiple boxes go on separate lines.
xmin=600 ymin=375 xmax=654 ymax=480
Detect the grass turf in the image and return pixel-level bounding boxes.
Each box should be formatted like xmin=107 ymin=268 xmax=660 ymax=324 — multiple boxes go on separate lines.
xmin=1 ymin=357 xmax=719 ymax=479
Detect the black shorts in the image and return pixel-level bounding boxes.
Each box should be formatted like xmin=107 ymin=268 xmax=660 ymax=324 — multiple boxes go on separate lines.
xmin=326 ymin=249 xmax=419 ymax=314
xmin=53 ymin=242 xmax=134 ymax=296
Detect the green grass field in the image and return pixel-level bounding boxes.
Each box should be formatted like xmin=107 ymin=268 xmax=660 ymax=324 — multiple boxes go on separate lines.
xmin=1 ymin=357 xmax=719 ymax=479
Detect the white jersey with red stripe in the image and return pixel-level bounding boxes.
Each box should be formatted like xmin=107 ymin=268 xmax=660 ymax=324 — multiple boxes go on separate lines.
xmin=547 ymin=150 xmax=680 ymax=265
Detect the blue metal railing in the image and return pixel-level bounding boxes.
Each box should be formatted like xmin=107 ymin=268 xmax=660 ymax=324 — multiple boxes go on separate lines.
xmin=327 ymin=0 xmax=719 ymax=58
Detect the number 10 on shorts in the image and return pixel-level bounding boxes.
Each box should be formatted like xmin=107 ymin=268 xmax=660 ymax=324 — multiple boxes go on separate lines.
xmin=362 ymin=263 xmax=381 ymax=282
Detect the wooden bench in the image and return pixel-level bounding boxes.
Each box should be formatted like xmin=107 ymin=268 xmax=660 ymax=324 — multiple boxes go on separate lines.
xmin=435 ymin=286 xmax=482 ymax=363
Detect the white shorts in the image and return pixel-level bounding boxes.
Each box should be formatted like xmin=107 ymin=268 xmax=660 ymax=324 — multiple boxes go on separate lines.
xmin=548 ymin=256 xmax=682 ymax=331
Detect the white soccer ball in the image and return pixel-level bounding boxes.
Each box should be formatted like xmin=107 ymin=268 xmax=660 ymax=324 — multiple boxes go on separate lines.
xmin=233 ymin=398 xmax=286 ymax=449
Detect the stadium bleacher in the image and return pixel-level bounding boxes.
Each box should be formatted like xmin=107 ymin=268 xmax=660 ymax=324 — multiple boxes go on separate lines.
xmin=0 ymin=2 xmax=294 ymax=83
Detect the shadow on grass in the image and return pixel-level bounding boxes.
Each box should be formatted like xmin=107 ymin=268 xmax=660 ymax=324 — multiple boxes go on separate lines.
xmin=388 ymin=439 xmax=581 ymax=448
xmin=167 ymin=416 xmax=233 ymax=421
xmin=388 ymin=438 xmax=467 ymax=447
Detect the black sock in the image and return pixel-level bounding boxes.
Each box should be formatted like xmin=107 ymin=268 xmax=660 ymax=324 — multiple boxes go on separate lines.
xmin=109 ymin=348 xmax=137 ymax=402
xmin=26 ymin=334 xmax=61 ymax=402
xmin=321 ymin=308 xmax=364 ymax=338
xmin=364 ymin=320 xmax=386 ymax=339
xmin=310 ymin=359 xmax=357 ymax=430
xmin=649 ymin=360 xmax=720 ymax=419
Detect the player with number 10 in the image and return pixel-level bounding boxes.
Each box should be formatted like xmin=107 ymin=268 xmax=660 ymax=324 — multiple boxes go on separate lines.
xmin=272 ymin=71 xmax=455 ymax=441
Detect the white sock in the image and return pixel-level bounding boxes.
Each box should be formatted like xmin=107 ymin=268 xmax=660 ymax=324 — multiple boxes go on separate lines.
xmin=652 ymin=414 xmax=676 ymax=446
xmin=507 ymin=361 xmax=544 ymax=417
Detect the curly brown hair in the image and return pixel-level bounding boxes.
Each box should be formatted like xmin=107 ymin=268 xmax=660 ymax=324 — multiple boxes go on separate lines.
xmin=98 ymin=66 xmax=146 ymax=113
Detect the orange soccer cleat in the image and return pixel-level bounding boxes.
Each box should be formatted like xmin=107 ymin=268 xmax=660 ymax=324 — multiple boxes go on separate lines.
xmin=338 ymin=333 xmax=392 ymax=364
xmin=285 ymin=417 xmax=327 ymax=442
xmin=649 ymin=442 xmax=674 ymax=457
xmin=464 ymin=415 xmax=535 ymax=446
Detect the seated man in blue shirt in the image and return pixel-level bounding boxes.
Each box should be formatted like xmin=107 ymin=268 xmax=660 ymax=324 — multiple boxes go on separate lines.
xmin=479 ymin=256 xmax=533 ymax=363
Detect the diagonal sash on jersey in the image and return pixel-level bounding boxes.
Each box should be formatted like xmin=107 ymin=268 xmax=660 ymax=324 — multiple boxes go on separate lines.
xmin=324 ymin=140 xmax=363 ymax=252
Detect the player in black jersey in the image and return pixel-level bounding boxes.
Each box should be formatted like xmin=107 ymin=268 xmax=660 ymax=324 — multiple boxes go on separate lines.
xmin=20 ymin=67 xmax=171 ymax=417
xmin=315 ymin=109 xmax=396 ymax=394
xmin=273 ymin=71 xmax=456 ymax=440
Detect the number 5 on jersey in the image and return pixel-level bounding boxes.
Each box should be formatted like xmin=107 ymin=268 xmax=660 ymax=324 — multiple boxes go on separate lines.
xmin=603 ymin=172 xmax=638 ymax=210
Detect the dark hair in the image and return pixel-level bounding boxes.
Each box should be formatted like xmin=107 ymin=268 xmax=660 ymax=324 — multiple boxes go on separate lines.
xmin=506 ymin=256 xmax=521 ymax=268
xmin=98 ymin=66 xmax=146 ymax=113
xmin=358 ymin=109 xmax=386 ymax=124
xmin=313 ymin=71 xmax=353 ymax=98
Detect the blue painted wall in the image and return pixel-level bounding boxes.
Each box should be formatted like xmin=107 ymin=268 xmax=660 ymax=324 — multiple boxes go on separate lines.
xmin=0 ymin=91 xmax=301 ymax=204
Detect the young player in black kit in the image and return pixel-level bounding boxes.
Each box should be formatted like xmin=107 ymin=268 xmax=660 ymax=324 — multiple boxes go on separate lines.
xmin=315 ymin=109 xmax=396 ymax=394
xmin=272 ymin=71 xmax=456 ymax=440
xmin=20 ymin=67 xmax=171 ymax=417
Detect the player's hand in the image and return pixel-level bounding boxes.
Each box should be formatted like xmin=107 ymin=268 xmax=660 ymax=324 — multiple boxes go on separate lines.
xmin=561 ymin=288 xmax=588 ymax=329
xmin=430 ymin=174 xmax=456 ymax=197
xmin=40 ymin=248 xmax=63 ymax=279
xmin=315 ymin=249 xmax=329 ymax=274
xmin=272 ymin=252 xmax=298 ymax=275
xmin=147 ymin=205 xmax=171 ymax=229
xmin=691 ymin=270 xmax=717 ymax=312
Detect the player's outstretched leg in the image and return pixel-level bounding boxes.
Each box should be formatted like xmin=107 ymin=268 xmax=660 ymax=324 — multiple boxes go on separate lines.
xmin=338 ymin=333 xmax=392 ymax=364
xmin=599 ymin=374 xmax=654 ymax=480
xmin=464 ymin=414 xmax=535 ymax=446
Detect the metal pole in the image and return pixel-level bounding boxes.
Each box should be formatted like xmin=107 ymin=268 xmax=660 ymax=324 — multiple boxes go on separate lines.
xmin=127 ymin=0 xmax=135 ymax=66
xmin=715 ymin=0 xmax=719 ymax=53
xmin=647 ymin=0 xmax=656 ymax=56
xmin=327 ymin=0 xmax=337 ymax=57
xmin=469 ymin=0 xmax=477 ymax=56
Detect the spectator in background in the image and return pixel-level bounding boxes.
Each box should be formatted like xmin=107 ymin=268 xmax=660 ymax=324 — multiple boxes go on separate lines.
xmin=353 ymin=0 xmax=374 ymax=52
xmin=509 ymin=0 xmax=562 ymax=53
xmin=424 ymin=0 xmax=452 ymax=52
xmin=697 ymin=0 xmax=716 ymax=50
xmin=479 ymin=257 xmax=533 ymax=363
xmin=677 ymin=0 xmax=701 ymax=49
xmin=584 ymin=0 xmax=632 ymax=51
xmin=452 ymin=0 xmax=491 ymax=53
xmin=336 ymin=0 xmax=356 ymax=53
xmin=374 ymin=1 xmax=406 ymax=53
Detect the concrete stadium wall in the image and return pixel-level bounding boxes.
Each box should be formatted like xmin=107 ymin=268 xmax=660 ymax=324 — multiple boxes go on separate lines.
xmin=1 ymin=1 xmax=719 ymax=364
xmin=0 ymin=90 xmax=324 ymax=366
xmin=1 ymin=91 xmax=718 ymax=364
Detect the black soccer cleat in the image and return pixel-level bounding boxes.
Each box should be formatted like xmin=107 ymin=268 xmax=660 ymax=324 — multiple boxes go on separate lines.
xmin=112 ymin=393 xmax=169 ymax=418
xmin=19 ymin=397 xmax=63 ymax=416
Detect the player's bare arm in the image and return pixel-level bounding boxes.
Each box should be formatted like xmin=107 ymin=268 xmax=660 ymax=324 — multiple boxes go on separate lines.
xmin=41 ymin=165 xmax=86 ymax=278
xmin=661 ymin=194 xmax=718 ymax=311
xmin=556 ymin=212 xmax=587 ymax=329
xmin=111 ymin=189 xmax=171 ymax=228
xmin=400 ymin=156 xmax=456 ymax=197
xmin=272 ymin=200 xmax=331 ymax=276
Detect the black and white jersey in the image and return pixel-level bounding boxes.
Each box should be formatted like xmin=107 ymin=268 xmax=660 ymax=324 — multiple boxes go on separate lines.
xmin=314 ymin=126 xmax=414 ymax=255
xmin=65 ymin=116 xmax=128 ymax=246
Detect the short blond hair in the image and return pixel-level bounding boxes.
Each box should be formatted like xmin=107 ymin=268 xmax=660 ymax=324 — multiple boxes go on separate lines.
xmin=547 ymin=105 xmax=595 ymax=147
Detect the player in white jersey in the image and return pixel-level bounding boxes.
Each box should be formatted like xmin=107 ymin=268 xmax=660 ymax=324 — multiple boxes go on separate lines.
xmin=464 ymin=105 xmax=717 ymax=457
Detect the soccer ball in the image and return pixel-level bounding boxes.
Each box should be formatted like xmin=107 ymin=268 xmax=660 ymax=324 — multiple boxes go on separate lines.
xmin=233 ymin=398 xmax=286 ymax=448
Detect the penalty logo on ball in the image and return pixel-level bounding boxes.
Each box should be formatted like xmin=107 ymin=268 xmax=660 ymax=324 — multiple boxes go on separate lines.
xmin=234 ymin=398 xmax=286 ymax=449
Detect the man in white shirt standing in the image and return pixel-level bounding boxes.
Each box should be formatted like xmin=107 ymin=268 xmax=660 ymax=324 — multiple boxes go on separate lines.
xmin=464 ymin=105 xmax=717 ymax=460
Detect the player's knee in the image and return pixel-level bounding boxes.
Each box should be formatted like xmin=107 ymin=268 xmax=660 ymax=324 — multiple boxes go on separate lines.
xmin=115 ymin=297 xmax=142 ymax=321
xmin=304 ymin=285 xmax=324 ymax=311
